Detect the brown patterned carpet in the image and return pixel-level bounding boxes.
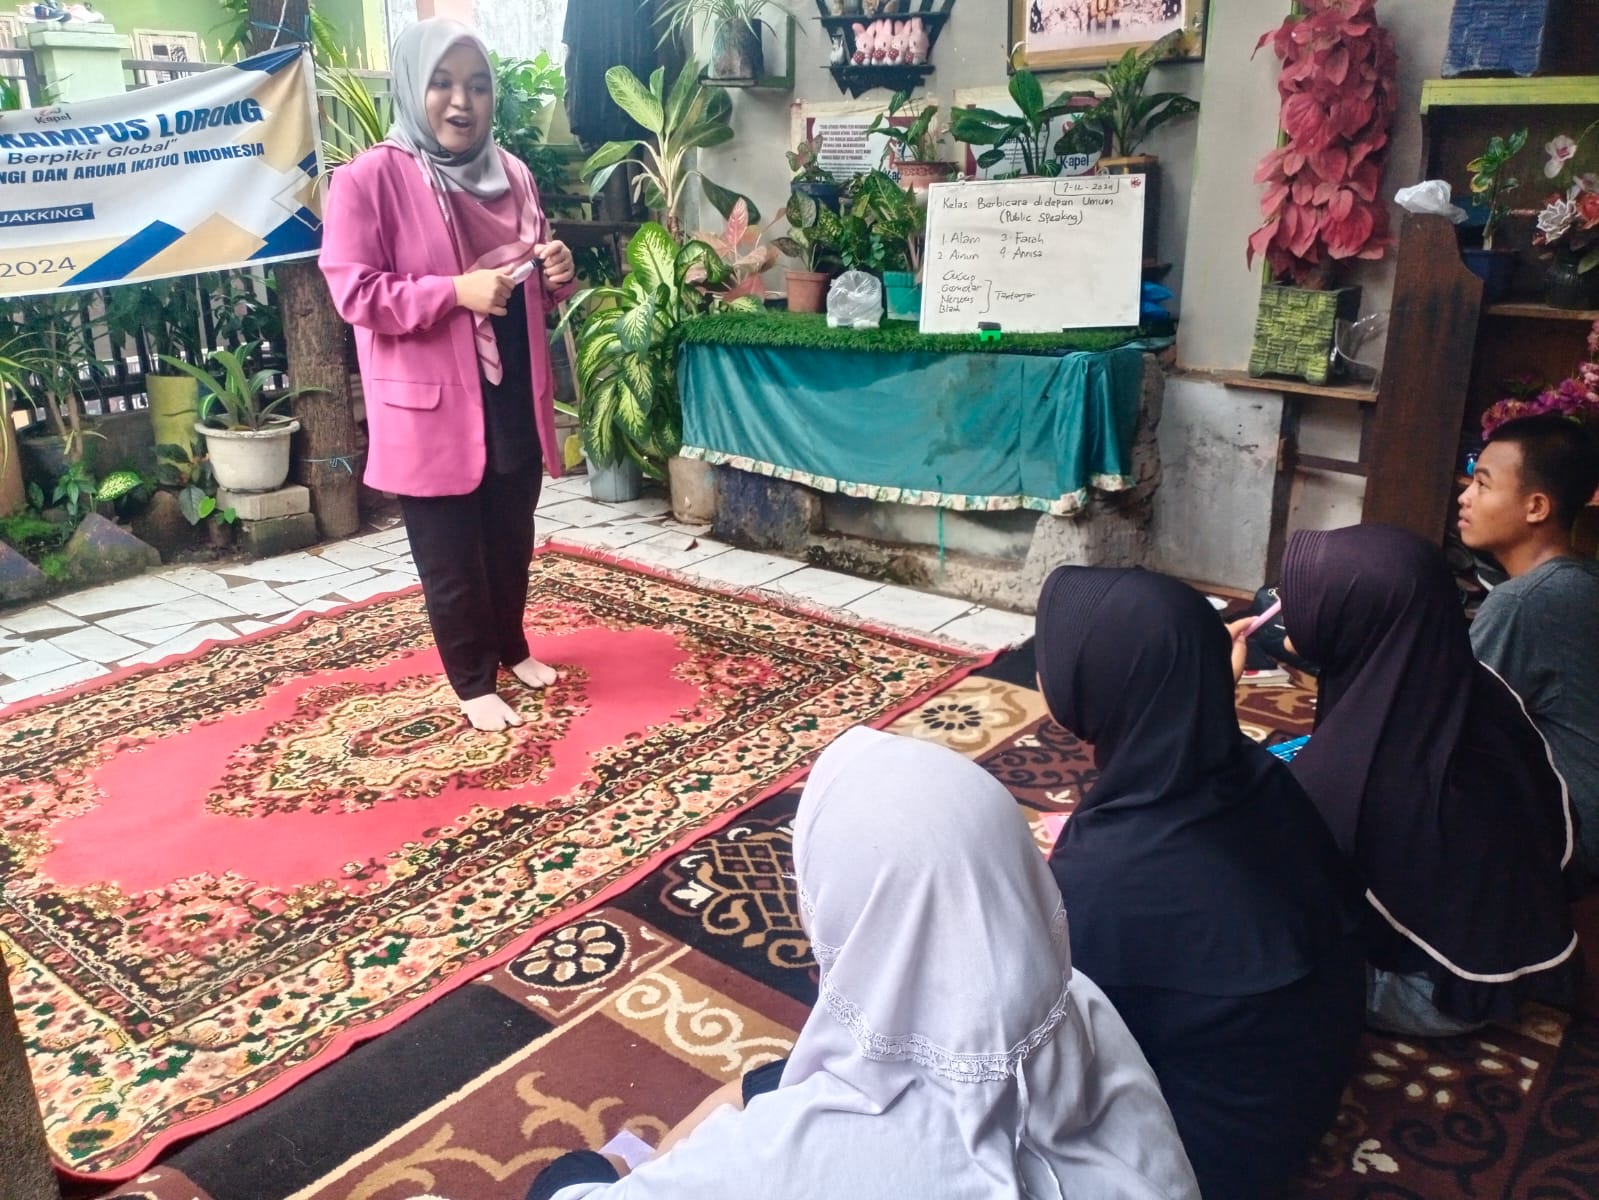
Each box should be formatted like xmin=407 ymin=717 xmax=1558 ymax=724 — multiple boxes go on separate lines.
xmin=81 ymin=655 xmax=1599 ymax=1200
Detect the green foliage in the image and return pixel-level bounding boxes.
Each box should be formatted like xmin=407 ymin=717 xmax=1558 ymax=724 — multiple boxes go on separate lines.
xmin=653 ymin=0 xmax=778 ymax=46
xmin=1067 ymin=31 xmax=1198 ymax=158
xmin=50 ymin=459 xmax=96 ymax=522
xmin=102 ymin=277 xmax=206 ymax=368
xmin=0 ymin=511 xmax=69 ymax=561
xmin=1468 ymin=129 xmax=1527 ymax=250
xmin=491 ymin=51 xmax=574 ymax=204
xmin=160 ymin=342 xmax=303 ymax=431
xmin=4 ymin=294 xmax=108 ymax=456
xmin=96 ymin=469 xmax=143 ymax=503
xmin=560 ymin=223 xmax=758 ymax=476
xmin=866 ymin=91 xmax=947 ymax=166
xmin=950 ymin=70 xmax=1083 ymax=177
xmin=582 ymin=61 xmax=757 ymax=234
xmin=787 ymin=135 xmax=835 ymax=184
xmin=774 ymin=191 xmax=836 ymax=272
xmin=156 ymin=441 xmax=235 ymax=526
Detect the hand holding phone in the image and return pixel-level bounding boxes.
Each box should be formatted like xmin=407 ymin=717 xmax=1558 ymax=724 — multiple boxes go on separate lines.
xmin=507 ymin=259 xmax=537 ymax=285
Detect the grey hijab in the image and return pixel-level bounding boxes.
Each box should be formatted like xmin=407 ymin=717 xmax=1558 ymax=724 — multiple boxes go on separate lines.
xmin=385 ymin=18 xmax=510 ymax=200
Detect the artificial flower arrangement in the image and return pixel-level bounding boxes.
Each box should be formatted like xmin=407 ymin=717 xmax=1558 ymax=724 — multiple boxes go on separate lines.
xmin=1533 ymin=124 xmax=1599 ymax=273
xmin=1246 ymin=0 xmax=1400 ymax=286
xmin=1481 ymin=320 xmax=1599 ymax=438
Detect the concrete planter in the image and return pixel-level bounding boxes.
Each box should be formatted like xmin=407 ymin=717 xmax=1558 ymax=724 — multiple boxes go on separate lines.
xmin=197 ymin=418 xmax=300 ymax=494
xmin=147 ymin=373 xmax=201 ymax=453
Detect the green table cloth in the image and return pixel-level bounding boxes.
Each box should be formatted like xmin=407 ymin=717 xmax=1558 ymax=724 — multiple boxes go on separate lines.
xmin=678 ymin=342 xmax=1147 ymax=516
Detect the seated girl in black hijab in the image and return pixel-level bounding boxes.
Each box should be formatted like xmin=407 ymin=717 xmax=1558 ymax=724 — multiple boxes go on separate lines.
xmin=1035 ymin=566 xmax=1365 ymax=1200
xmin=1280 ymin=525 xmax=1579 ymax=1037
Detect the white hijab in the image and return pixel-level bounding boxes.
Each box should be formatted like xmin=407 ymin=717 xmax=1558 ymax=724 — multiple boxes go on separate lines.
xmin=551 ymin=728 xmax=1199 ymax=1200
xmin=385 ymin=18 xmax=510 ymax=199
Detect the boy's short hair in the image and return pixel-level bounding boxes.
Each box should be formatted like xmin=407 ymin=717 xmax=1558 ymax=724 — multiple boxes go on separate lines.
xmin=1485 ymin=414 xmax=1599 ymax=529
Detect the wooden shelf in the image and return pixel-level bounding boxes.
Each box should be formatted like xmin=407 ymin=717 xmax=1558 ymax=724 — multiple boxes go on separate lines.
xmin=1214 ymin=370 xmax=1378 ymax=404
xmin=1484 ymin=301 xmax=1599 ymax=321
xmin=826 ymin=63 xmax=934 ymax=98
xmin=1421 ymin=76 xmax=1599 ymax=113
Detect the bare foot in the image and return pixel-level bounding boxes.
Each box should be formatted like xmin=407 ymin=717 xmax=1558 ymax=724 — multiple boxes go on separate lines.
xmin=460 ymin=692 xmax=524 ymax=731
xmin=510 ymin=657 xmax=560 ymax=689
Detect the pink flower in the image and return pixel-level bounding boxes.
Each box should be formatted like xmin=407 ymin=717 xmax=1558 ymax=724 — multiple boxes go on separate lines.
xmin=1547 ymin=134 xmax=1579 ymax=178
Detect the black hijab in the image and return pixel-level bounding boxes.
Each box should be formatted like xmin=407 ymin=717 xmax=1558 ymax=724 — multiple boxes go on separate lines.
xmin=1282 ymin=526 xmax=1577 ymax=1015
xmin=1035 ymin=566 xmax=1361 ymax=996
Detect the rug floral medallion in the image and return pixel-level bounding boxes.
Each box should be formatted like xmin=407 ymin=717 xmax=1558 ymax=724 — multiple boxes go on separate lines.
xmin=0 ymin=547 xmax=987 ymax=1179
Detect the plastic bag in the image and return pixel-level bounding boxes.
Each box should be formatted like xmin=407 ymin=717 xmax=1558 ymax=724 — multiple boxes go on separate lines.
xmin=826 ymin=270 xmax=883 ymax=329
xmin=1394 ymin=180 xmax=1467 ymax=224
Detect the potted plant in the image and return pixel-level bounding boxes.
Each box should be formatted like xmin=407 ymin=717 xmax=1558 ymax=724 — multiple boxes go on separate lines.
xmin=560 ymin=223 xmax=758 ymax=501
xmin=1246 ymin=0 xmax=1398 ymax=385
xmin=0 ymin=329 xmax=53 ymax=517
xmin=161 ymin=342 xmax=304 ymax=493
xmin=847 ymin=169 xmax=924 ymax=320
xmin=1064 ymin=31 xmax=1198 ymax=263
xmin=950 ymin=69 xmax=1084 ymax=178
xmin=582 ymin=60 xmax=759 ymax=239
xmin=788 ymin=134 xmax=842 ymax=212
xmin=774 ymin=191 xmax=838 ymax=313
xmin=7 ymin=293 xmax=110 ymax=479
xmin=104 ymin=278 xmax=209 ymax=456
xmin=866 ymin=90 xmax=956 ymax=197
xmin=1531 ymin=124 xmax=1599 ymax=309
xmin=1463 ymin=128 xmax=1526 ymax=304
xmin=655 ymin=0 xmax=779 ymax=83
xmin=689 ymin=197 xmax=778 ymax=303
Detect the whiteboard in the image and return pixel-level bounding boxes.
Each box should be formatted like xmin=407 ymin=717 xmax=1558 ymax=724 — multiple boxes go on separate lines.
xmin=919 ymin=176 xmax=1146 ymax=334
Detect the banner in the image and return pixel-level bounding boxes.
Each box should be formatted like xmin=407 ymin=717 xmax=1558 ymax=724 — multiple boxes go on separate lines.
xmin=0 ymin=44 xmax=324 ymax=297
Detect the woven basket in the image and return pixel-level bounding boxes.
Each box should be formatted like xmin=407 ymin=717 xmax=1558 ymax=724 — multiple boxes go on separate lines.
xmin=1444 ymin=0 xmax=1554 ymax=78
xmin=1248 ymin=285 xmax=1362 ymax=386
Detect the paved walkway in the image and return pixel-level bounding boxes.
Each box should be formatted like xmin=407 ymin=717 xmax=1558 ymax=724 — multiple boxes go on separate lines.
xmin=0 ymin=473 xmax=1035 ymax=708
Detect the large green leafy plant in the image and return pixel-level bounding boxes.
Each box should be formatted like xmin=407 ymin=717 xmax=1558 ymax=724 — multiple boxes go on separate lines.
xmin=562 ymin=223 xmax=758 ymax=476
xmin=950 ymin=70 xmax=1082 ymax=178
xmin=1065 ymin=31 xmax=1198 ymax=159
xmin=160 ymin=342 xmax=303 ymax=431
xmin=582 ymin=61 xmax=756 ymax=235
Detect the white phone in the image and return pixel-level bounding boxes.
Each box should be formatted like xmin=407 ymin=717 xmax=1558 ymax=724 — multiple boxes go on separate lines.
xmin=508 ymin=258 xmax=538 ymax=284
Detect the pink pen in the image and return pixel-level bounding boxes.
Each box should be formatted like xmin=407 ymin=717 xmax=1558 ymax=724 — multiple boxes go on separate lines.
xmin=1236 ymin=598 xmax=1282 ymax=641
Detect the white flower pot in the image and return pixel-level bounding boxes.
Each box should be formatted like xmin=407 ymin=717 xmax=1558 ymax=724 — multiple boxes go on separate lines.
xmin=196 ymin=419 xmax=300 ymax=494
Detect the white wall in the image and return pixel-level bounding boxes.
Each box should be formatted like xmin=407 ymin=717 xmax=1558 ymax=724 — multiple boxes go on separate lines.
xmin=693 ymin=0 xmax=1453 ymax=589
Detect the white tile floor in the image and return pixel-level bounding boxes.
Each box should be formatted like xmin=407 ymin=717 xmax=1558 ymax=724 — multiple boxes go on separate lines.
xmin=0 ymin=472 xmax=1034 ymax=709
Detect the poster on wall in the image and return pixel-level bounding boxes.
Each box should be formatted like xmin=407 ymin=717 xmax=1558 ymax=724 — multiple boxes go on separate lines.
xmin=790 ymin=98 xmax=917 ymax=182
xmin=1010 ymin=0 xmax=1206 ymax=72
xmin=950 ymin=84 xmax=1105 ymax=180
xmin=0 ymin=44 xmax=322 ymax=298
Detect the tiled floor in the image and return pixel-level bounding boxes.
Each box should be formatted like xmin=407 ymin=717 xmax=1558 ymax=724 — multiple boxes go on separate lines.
xmin=0 ymin=472 xmax=1035 ymax=709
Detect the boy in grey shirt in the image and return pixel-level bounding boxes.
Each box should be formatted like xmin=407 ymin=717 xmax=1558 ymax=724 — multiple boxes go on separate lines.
xmin=1458 ymin=414 xmax=1599 ymax=873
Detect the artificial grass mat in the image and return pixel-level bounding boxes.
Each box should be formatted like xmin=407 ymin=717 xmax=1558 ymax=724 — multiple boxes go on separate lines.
xmin=679 ymin=311 xmax=1171 ymax=355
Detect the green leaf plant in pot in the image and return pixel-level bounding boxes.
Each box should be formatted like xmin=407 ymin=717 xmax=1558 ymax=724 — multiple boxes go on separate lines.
xmin=788 ymin=133 xmax=842 ymax=212
xmin=582 ymin=60 xmax=760 ymax=239
xmin=1463 ymin=129 xmax=1526 ymax=305
xmin=1065 ymin=29 xmax=1200 ymax=264
xmin=0 ymin=328 xmax=55 ymax=516
xmin=867 ymin=90 xmax=956 ymax=199
xmin=774 ymin=191 xmax=840 ymax=314
xmin=557 ymin=223 xmax=757 ymax=501
xmin=950 ymin=68 xmax=1083 ymax=179
xmin=160 ymin=342 xmax=307 ymax=494
xmin=655 ymin=0 xmax=780 ymax=83
xmin=846 ymin=169 xmax=925 ymax=321
xmin=104 ymin=277 xmax=209 ymax=457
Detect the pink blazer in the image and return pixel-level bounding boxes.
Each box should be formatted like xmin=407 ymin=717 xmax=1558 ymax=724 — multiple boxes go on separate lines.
xmin=320 ymin=144 xmax=570 ymax=495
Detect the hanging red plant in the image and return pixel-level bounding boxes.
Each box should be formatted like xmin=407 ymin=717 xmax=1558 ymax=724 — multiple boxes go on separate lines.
xmin=1247 ymin=0 xmax=1400 ymax=287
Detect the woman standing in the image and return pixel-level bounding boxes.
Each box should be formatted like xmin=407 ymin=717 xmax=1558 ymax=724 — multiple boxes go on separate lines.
xmin=1036 ymin=566 xmax=1365 ymax=1200
xmin=321 ymin=19 xmax=575 ymax=731
xmin=1280 ymin=524 xmax=1579 ymax=1035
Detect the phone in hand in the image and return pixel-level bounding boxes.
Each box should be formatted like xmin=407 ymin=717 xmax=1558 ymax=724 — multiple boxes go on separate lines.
xmin=507 ymin=259 xmax=538 ymax=285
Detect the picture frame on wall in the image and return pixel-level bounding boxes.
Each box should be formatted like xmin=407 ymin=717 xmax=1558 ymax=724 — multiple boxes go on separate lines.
xmin=1009 ymin=0 xmax=1206 ymax=71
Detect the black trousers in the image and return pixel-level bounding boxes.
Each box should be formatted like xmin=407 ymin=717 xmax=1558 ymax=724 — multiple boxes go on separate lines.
xmin=398 ymin=462 xmax=542 ymax=700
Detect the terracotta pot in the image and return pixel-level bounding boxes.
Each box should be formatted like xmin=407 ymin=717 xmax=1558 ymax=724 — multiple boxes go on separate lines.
xmin=785 ymin=270 xmax=831 ymax=314
xmin=1096 ymin=154 xmax=1160 ymax=264
xmin=895 ymin=160 xmax=957 ymax=198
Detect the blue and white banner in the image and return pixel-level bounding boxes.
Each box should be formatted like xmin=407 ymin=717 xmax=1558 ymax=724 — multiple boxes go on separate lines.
xmin=0 ymin=44 xmax=323 ymax=296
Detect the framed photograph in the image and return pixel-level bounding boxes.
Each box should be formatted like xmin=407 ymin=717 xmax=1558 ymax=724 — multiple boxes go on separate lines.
xmin=1009 ymin=0 xmax=1207 ymax=72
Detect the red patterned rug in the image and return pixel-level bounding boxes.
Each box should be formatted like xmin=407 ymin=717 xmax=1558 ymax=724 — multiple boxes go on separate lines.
xmin=0 ymin=546 xmax=991 ymax=1181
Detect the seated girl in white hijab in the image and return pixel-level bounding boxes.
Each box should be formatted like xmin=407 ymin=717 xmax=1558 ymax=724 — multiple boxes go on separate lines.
xmin=525 ymin=727 xmax=1199 ymax=1200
